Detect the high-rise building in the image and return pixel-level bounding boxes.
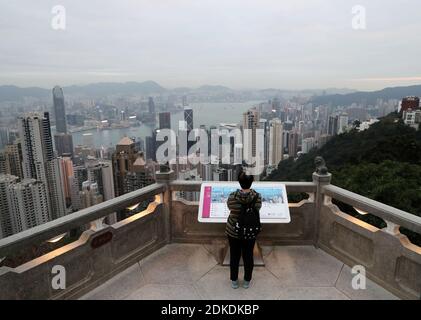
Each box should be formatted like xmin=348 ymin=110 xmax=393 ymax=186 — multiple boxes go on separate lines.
xmin=338 ymin=113 xmax=349 ymax=134
xmin=53 ymin=86 xmax=67 ymax=134
xmin=54 ymin=133 xmax=74 ymax=158
xmin=259 ymin=119 xmax=269 ymax=165
xmin=145 ymin=132 xmax=157 ymax=161
xmin=0 ymin=127 xmax=9 ymax=151
xmin=0 ymin=174 xmax=19 ymax=238
xmin=80 ymin=181 xmax=103 ymax=209
xmin=182 ymin=95 xmax=188 ymax=107
xmin=4 ymin=143 xmax=23 ymax=179
xmin=87 ymin=160 xmax=115 ymax=201
xmin=148 ymin=97 xmax=156 ymax=114
xmin=0 ymin=152 xmax=6 ymax=174
xmin=328 ymin=115 xmax=339 ymax=136
xmin=288 ymin=131 xmax=299 ymax=158
xmin=6 ymin=179 xmax=50 ymax=234
xmin=400 ymin=96 xmax=420 ymax=113
xmin=184 ymin=107 xmax=194 ymax=152
xmin=112 ymin=137 xmax=139 ymax=197
xmin=159 ymin=112 xmax=171 ymax=130
xmin=269 ymin=119 xmax=284 ymax=166
xmin=184 ymin=107 xmax=194 ymax=131
xmin=302 ymin=137 xmax=316 ymax=154
xmin=243 ymin=109 xmax=260 ymax=160
xmin=18 ymin=112 xmax=67 ymax=220
xmin=124 ymin=155 xmax=155 ymax=193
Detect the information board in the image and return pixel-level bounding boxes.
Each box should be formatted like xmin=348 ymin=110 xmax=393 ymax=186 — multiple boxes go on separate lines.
xmin=198 ymin=182 xmax=291 ymax=223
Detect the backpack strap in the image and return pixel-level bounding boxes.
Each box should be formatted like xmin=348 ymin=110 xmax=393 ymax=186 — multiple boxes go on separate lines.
xmin=248 ymin=194 xmax=258 ymax=209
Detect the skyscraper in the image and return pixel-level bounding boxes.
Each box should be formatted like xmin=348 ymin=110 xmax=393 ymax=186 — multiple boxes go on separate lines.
xmin=145 ymin=133 xmax=157 ymax=161
xmin=124 ymin=155 xmax=155 ymax=193
xmin=52 ymin=86 xmax=74 ymax=157
xmin=159 ymin=112 xmax=171 ymax=130
xmin=111 ymin=137 xmax=139 ymax=196
xmin=0 ymin=174 xmax=19 ymax=238
xmin=148 ymin=97 xmax=156 ymax=114
xmin=18 ymin=112 xmax=67 ymax=220
xmin=3 ymin=143 xmax=23 ymax=179
xmin=54 ymin=133 xmax=74 ymax=157
xmin=243 ymin=109 xmax=260 ymax=160
xmin=6 ymin=179 xmax=50 ymax=234
xmin=269 ymin=119 xmax=284 ymax=166
xmin=288 ymin=130 xmax=299 ymax=158
xmin=53 ymin=86 xmax=67 ymax=134
xmin=184 ymin=107 xmax=194 ymax=131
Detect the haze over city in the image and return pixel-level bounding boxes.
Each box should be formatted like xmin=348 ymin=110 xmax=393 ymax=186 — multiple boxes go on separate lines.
xmin=1 ymin=0 xmax=421 ymax=90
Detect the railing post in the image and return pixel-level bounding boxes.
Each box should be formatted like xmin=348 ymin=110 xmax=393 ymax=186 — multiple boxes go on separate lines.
xmin=312 ymin=170 xmax=332 ymax=248
xmin=155 ymin=168 xmax=176 ymax=244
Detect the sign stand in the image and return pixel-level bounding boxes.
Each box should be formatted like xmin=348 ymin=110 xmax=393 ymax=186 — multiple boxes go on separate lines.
xmin=222 ymin=241 xmax=265 ymax=267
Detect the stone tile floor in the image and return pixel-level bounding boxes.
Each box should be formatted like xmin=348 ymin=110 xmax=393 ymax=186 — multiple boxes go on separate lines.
xmin=81 ymin=244 xmax=399 ymax=300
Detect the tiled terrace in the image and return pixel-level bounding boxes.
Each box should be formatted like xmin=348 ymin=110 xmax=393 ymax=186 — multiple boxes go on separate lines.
xmin=81 ymin=244 xmax=398 ymax=300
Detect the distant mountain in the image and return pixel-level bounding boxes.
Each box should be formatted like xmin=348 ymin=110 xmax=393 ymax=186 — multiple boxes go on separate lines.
xmin=0 ymin=85 xmax=49 ymax=101
xmin=0 ymin=81 xmax=166 ymax=102
xmin=311 ymin=84 xmax=421 ymax=106
xmin=63 ymin=81 xmax=166 ymax=96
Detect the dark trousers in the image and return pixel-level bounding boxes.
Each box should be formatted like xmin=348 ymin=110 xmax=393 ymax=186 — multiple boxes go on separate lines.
xmin=228 ymin=236 xmax=256 ymax=281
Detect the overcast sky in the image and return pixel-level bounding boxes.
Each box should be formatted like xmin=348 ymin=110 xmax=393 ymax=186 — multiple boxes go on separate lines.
xmin=1 ymin=0 xmax=421 ymax=91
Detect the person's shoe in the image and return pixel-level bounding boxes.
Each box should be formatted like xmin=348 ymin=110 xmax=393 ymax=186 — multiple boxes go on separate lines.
xmin=243 ymin=280 xmax=250 ymax=289
xmin=231 ymin=280 xmax=239 ymax=289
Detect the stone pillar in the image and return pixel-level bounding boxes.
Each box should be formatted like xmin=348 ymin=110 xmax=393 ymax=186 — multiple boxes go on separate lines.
xmin=156 ymin=169 xmax=176 ymax=244
xmin=312 ymin=172 xmax=332 ymax=248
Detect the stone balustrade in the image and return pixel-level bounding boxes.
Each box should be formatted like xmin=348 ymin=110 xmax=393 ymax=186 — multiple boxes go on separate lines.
xmin=0 ymin=171 xmax=419 ymax=300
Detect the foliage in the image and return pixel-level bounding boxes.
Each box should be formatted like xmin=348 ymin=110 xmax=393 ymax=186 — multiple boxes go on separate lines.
xmin=266 ymin=112 xmax=421 ymax=244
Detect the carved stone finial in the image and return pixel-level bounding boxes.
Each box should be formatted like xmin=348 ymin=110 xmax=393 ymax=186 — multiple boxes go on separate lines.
xmin=314 ymin=156 xmax=328 ymax=175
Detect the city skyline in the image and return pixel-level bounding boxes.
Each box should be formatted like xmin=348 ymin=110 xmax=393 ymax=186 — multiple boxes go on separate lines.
xmin=1 ymin=1 xmax=421 ymax=90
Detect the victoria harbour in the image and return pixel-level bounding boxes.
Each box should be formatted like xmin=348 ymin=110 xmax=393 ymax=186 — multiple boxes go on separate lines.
xmin=71 ymin=101 xmax=262 ymax=148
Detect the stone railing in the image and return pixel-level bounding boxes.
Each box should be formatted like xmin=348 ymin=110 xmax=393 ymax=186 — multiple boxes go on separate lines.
xmin=319 ymin=183 xmax=421 ymax=300
xmin=0 ymin=170 xmax=420 ymax=300
xmin=0 ymin=183 xmax=168 ymax=300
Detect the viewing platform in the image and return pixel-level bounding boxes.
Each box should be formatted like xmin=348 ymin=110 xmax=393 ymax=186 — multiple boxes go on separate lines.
xmin=0 ymin=170 xmax=420 ymax=300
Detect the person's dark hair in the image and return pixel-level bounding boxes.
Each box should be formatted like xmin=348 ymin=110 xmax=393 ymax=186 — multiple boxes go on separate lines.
xmin=238 ymin=171 xmax=254 ymax=189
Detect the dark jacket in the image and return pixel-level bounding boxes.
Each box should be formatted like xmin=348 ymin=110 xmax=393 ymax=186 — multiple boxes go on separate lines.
xmin=225 ymin=189 xmax=262 ymax=239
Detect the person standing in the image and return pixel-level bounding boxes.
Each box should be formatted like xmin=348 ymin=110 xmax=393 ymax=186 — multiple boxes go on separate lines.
xmin=225 ymin=172 xmax=262 ymax=289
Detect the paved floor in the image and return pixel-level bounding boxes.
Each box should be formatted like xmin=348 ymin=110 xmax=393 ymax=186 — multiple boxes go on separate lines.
xmin=81 ymin=244 xmax=399 ymax=300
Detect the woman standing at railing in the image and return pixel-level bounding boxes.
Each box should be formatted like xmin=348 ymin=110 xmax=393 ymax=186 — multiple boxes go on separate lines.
xmin=225 ymin=171 xmax=262 ymax=289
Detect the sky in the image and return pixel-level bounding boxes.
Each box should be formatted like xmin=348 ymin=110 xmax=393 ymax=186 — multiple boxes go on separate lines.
xmin=1 ymin=0 xmax=421 ymax=91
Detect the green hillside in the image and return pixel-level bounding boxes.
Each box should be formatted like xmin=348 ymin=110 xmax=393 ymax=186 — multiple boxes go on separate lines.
xmin=267 ymin=112 xmax=421 ymax=218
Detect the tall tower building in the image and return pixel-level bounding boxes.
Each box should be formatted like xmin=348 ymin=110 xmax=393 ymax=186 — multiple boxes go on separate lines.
xmin=159 ymin=112 xmax=171 ymax=130
xmin=148 ymin=97 xmax=156 ymax=114
xmin=80 ymin=181 xmax=103 ymax=209
xmin=18 ymin=112 xmax=67 ymax=220
xmin=243 ymin=109 xmax=260 ymax=161
xmin=184 ymin=107 xmax=194 ymax=132
xmin=3 ymin=143 xmax=23 ymax=179
xmin=54 ymin=133 xmax=74 ymax=158
xmin=6 ymin=179 xmax=50 ymax=234
xmin=52 ymin=86 xmax=74 ymax=157
xmin=269 ymin=119 xmax=284 ymax=166
xmin=288 ymin=131 xmax=299 ymax=158
xmin=53 ymin=86 xmax=67 ymax=134
xmin=87 ymin=160 xmax=115 ymax=201
xmin=0 ymin=174 xmax=18 ymax=238
xmin=112 ymin=137 xmax=139 ymax=197
xmin=124 ymin=155 xmax=155 ymax=193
